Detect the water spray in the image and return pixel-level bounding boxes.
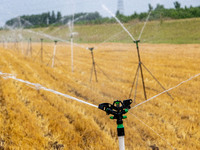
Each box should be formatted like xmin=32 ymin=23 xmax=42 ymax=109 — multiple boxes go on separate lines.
xmin=102 ymin=4 xmax=173 ymax=101
xmin=98 ymin=99 xmax=132 ymax=150
xmin=68 ymin=13 xmax=76 ymax=73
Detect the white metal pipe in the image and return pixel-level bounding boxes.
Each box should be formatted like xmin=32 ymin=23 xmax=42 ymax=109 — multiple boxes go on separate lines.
xmin=118 ymin=136 xmax=125 ymax=150
xmin=71 ymin=36 xmax=74 ymax=72
xmin=52 ymin=42 xmax=57 ymax=68
xmin=5 ymin=41 xmax=8 ymax=49
xmin=21 ymin=41 xmax=24 ymax=55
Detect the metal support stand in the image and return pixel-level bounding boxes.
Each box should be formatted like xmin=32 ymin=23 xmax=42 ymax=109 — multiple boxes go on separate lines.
xmin=99 ymin=99 xmax=132 ymax=150
xmin=89 ymin=47 xmax=98 ymax=82
xmin=26 ymin=38 xmax=32 ymax=56
xmin=40 ymin=38 xmax=43 ymax=62
xmin=71 ymin=34 xmax=74 ymax=72
xmin=129 ymin=40 xmax=173 ymax=100
xmin=52 ymin=40 xmax=58 ymax=68
xmin=30 ymin=38 xmax=32 ymax=57
xmin=88 ymin=47 xmax=112 ymax=83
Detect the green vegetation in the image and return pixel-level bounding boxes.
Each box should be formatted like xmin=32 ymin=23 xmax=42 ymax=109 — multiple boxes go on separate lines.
xmin=38 ymin=18 xmax=200 ymax=44
xmin=6 ymin=11 xmax=62 ymax=28
xmin=5 ymin=1 xmax=200 ymax=28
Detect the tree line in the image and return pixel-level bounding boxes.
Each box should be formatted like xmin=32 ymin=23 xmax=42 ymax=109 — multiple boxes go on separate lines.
xmin=5 ymin=1 xmax=200 ymax=28
xmin=116 ymin=1 xmax=200 ymax=23
xmin=5 ymin=11 xmax=62 ymax=28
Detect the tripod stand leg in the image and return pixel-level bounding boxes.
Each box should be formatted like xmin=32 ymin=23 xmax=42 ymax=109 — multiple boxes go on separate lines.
xmin=133 ymin=66 xmax=140 ymax=103
xmin=96 ymin=63 xmax=112 ymax=82
xmin=33 ymin=50 xmax=41 ymax=62
xmin=141 ymin=63 xmax=173 ymax=100
xmin=90 ymin=65 xmax=94 ymax=82
xmin=129 ymin=64 xmax=140 ymax=98
xmin=139 ymin=62 xmax=147 ymax=100
xmin=93 ymin=63 xmax=98 ymax=82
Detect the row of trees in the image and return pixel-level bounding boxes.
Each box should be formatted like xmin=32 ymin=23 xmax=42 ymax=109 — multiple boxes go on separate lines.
xmin=116 ymin=2 xmax=200 ymax=23
xmin=6 ymin=11 xmax=62 ymax=28
xmin=5 ymin=1 xmax=200 ymax=28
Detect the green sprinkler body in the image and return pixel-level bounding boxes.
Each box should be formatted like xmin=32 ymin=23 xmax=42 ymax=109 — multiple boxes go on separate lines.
xmin=98 ymin=99 xmax=132 ymax=136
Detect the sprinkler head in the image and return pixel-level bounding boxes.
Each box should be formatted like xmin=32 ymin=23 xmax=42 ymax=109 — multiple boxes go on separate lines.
xmin=98 ymin=99 xmax=132 ymax=122
xmin=99 ymin=99 xmax=132 ymax=137
xmin=88 ymin=47 xmax=94 ymax=51
xmin=134 ymin=40 xmax=140 ymax=43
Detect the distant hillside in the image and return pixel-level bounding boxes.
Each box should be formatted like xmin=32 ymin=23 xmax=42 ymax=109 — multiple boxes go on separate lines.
xmin=0 ymin=18 xmax=199 ymax=44
xmin=37 ymin=17 xmax=200 ymax=44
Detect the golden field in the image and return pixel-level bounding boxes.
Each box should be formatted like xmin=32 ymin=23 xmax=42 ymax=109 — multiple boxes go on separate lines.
xmin=0 ymin=42 xmax=199 ymax=149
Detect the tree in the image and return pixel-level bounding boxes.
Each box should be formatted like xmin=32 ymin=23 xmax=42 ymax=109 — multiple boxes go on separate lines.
xmin=174 ymin=1 xmax=181 ymax=9
xmin=155 ymin=4 xmax=165 ymax=11
xmin=47 ymin=12 xmax=50 ymax=25
xmin=56 ymin=11 xmax=62 ymax=22
xmin=148 ymin=4 xmax=153 ymax=12
xmin=116 ymin=10 xmax=120 ymax=16
xmin=50 ymin=11 xmax=56 ymax=24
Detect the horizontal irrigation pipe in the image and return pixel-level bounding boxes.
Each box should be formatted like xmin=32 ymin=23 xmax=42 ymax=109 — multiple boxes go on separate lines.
xmin=25 ymin=29 xmax=87 ymax=50
xmin=0 ymin=71 xmax=98 ymax=108
xmin=131 ymin=73 xmax=200 ymax=109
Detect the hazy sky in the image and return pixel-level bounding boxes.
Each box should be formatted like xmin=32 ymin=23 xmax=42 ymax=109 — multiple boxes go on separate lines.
xmin=0 ymin=0 xmax=199 ymax=26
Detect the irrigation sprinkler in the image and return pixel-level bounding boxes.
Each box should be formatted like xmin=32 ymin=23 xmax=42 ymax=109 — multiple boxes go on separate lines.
xmin=102 ymin=5 xmax=173 ymax=101
xmin=70 ymin=32 xmax=74 ymax=72
xmin=87 ymin=47 xmax=113 ymax=82
xmin=129 ymin=40 xmax=174 ymax=101
xmin=68 ymin=17 xmax=78 ymax=73
xmin=99 ymin=99 xmax=132 ymax=150
xmin=67 ymin=13 xmax=81 ymax=72
xmin=52 ymin=40 xmax=58 ymax=68
xmin=26 ymin=38 xmax=32 ymax=56
xmin=40 ymin=38 xmax=43 ymax=62
xmin=88 ymin=47 xmax=98 ymax=82
xmin=15 ymin=39 xmax=19 ymax=52
xmin=30 ymin=38 xmax=32 ymax=57
xmin=5 ymin=39 xmax=8 ymax=49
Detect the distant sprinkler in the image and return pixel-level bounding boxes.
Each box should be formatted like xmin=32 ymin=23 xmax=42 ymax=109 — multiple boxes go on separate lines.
xmin=26 ymin=38 xmax=32 ymax=56
xmin=68 ymin=18 xmax=75 ymax=72
xmin=40 ymin=38 xmax=43 ymax=62
xmin=47 ymin=18 xmax=49 ymax=25
xmin=52 ymin=40 xmax=58 ymax=68
xmin=88 ymin=47 xmax=98 ymax=82
xmin=30 ymin=38 xmax=32 ymax=57
xmin=15 ymin=39 xmax=19 ymax=52
xmin=99 ymin=99 xmax=132 ymax=150
xmin=87 ymin=47 xmax=112 ymax=83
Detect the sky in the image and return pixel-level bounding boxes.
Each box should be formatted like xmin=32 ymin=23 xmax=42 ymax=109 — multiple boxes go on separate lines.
xmin=0 ymin=0 xmax=199 ymax=26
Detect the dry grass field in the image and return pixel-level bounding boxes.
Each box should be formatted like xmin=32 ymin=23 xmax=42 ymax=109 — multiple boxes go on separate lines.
xmin=0 ymin=42 xmax=199 ymax=149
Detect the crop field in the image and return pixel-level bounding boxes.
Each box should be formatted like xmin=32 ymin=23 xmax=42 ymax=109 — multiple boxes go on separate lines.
xmin=0 ymin=42 xmax=199 ymax=149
